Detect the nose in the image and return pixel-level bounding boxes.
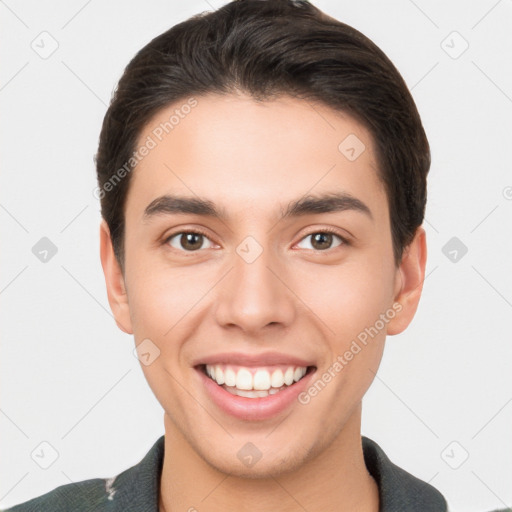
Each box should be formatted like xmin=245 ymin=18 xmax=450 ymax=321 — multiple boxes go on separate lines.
xmin=214 ymin=241 xmax=296 ymax=334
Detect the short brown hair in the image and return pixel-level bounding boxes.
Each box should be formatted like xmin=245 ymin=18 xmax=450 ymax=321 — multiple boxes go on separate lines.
xmin=95 ymin=0 xmax=430 ymax=268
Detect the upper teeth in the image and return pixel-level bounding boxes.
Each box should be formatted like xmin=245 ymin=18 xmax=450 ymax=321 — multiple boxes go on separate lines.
xmin=205 ymin=364 xmax=307 ymax=390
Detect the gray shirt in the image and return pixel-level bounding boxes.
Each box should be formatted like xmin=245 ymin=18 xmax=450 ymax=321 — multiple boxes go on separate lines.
xmin=2 ymin=435 xmax=449 ymax=511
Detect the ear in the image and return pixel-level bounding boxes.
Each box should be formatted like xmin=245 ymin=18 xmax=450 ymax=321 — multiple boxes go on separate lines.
xmin=387 ymin=227 xmax=427 ymax=335
xmin=99 ymin=220 xmax=133 ymax=334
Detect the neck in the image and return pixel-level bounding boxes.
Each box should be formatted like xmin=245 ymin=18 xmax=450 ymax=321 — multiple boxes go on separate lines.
xmin=159 ymin=405 xmax=379 ymax=512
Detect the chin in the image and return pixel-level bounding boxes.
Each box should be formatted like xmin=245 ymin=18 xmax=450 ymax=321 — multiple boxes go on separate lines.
xmin=210 ymin=452 xmax=306 ymax=480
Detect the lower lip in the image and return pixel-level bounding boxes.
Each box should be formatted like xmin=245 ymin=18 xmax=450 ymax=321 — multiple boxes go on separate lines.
xmin=197 ymin=367 xmax=316 ymax=421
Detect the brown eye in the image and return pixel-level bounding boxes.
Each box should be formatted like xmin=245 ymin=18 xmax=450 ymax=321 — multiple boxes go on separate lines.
xmin=296 ymin=231 xmax=344 ymax=251
xmin=167 ymin=231 xmax=214 ymax=252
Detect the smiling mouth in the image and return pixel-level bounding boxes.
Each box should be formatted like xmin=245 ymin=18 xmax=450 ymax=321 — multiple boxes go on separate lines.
xmin=199 ymin=363 xmax=316 ymax=398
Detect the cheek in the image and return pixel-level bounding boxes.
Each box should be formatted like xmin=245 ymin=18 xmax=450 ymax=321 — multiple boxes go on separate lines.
xmin=125 ymin=256 xmax=214 ymax=340
xmin=124 ymin=261 xmax=210 ymax=418
xmin=295 ymin=258 xmax=393 ymax=425
xmin=297 ymin=254 xmax=396 ymax=345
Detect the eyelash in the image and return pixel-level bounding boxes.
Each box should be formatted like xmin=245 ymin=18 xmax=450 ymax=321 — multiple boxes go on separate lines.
xmin=163 ymin=227 xmax=349 ymax=253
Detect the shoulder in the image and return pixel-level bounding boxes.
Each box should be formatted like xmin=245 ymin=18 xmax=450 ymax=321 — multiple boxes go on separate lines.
xmin=362 ymin=436 xmax=448 ymax=512
xmin=2 ymin=436 xmax=165 ymax=512
xmin=1 ymin=478 xmax=114 ymax=512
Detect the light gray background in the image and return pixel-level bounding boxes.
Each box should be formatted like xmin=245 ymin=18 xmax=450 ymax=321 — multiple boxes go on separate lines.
xmin=1 ymin=1 xmax=511 ymax=510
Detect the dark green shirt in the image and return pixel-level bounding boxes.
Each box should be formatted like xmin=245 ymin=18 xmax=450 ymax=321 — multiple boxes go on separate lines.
xmin=3 ymin=435 xmax=449 ymax=511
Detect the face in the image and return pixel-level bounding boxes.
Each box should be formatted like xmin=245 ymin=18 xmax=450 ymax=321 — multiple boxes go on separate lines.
xmin=101 ymin=93 xmax=425 ymax=478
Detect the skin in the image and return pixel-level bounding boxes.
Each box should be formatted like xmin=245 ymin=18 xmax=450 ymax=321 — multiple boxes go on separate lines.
xmin=100 ymin=92 xmax=426 ymax=512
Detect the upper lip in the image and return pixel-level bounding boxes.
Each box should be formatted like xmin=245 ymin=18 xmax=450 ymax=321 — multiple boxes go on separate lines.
xmin=193 ymin=351 xmax=316 ymax=368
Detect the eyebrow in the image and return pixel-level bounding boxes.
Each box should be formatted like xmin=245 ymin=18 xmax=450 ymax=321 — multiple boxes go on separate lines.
xmin=143 ymin=192 xmax=372 ymax=222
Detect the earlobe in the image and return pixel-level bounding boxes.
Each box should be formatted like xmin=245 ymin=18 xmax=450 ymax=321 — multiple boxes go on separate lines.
xmin=387 ymin=227 xmax=427 ymax=336
xmin=99 ymin=220 xmax=133 ymax=334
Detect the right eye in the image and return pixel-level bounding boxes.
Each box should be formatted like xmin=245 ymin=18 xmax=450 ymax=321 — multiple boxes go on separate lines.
xmin=165 ymin=230 xmax=216 ymax=252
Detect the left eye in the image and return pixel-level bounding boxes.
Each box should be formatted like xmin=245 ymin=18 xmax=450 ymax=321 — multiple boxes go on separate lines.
xmin=296 ymin=231 xmax=344 ymax=251
xmin=166 ymin=231 xmax=215 ymax=252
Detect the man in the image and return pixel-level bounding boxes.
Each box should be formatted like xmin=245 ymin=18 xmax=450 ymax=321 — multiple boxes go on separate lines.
xmin=3 ymin=0 xmax=468 ymax=510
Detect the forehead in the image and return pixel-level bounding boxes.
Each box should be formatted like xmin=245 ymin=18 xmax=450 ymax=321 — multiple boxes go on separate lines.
xmin=126 ymin=93 xmax=385 ymax=220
